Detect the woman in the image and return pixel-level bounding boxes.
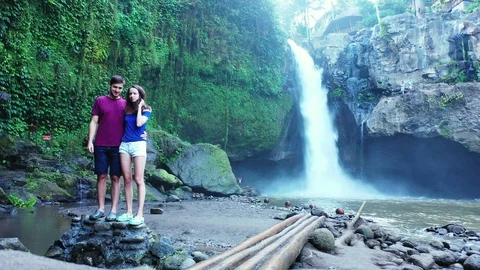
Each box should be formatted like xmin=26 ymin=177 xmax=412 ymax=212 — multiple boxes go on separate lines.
xmin=116 ymin=85 xmax=152 ymax=225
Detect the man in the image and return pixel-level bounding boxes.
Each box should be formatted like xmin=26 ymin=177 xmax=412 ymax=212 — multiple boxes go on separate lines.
xmin=87 ymin=75 xmax=126 ymax=221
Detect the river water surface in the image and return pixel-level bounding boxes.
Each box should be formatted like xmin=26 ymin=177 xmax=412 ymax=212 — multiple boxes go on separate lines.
xmin=0 ymin=204 xmax=72 ymax=255
xmin=0 ymin=197 xmax=479 ymax=256
xmin=269 ymin=197 xmax=480 ymax=237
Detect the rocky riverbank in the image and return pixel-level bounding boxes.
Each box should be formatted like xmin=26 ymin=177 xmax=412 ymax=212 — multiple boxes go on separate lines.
xmin=2 ymin=196 xmax=479 ymax=270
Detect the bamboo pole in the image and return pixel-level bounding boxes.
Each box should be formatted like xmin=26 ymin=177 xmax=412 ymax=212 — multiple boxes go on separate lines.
xmin=186 ymin=213 xmax=306 ymax=270
xmin=235 ymin=215 xmax=320 ymax=270
xmin=258 ymin=216 xmax=326 ymax=270
xmin=335 ymin=201 xmax=367 ymax=246
xmin=209 ymin=214 xmax=313 ymax=270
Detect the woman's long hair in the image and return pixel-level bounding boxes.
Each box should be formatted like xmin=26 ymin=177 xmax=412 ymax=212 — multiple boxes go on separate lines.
xmin=125 ymin=84 xmax=151 ymax=114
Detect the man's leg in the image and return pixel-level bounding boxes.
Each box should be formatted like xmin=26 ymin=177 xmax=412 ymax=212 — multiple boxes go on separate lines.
xmin=91 ymin=146 xmax=108 ymax=220
xmin=110 ymin=175 xmax=121 ymax=214
xmin=97 ymin=174 xmax=108 ymax=212
xmin=109 ymin=146 xmax=123 ymax=215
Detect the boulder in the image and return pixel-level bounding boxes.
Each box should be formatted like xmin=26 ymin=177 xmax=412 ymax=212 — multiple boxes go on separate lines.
xmin=0 ymin=238 xmax=30 ymax=252
xmin=309 ymin=228 xmax=335 ymax=252
xmin=0 ymin=187 xmax=10 ymax=205
xmin=166 ymin=144 xmax=242 ymax=196
xmin=45 ymin=217 xmax=178 ymax=268
xmin=408 ymin=253 xmax=435 ymax=270
xmin=430 ymin=250 xmax=457 ymax=266
xmin=355 ymin=225 xmax=374 ymax=239
xmin=464 ymin=254 xmax=480 ymax=270
xmin=146 ymin=166 xmax=183 ymax=190
xmin=25 ymin=178 xmax=74 ymax=202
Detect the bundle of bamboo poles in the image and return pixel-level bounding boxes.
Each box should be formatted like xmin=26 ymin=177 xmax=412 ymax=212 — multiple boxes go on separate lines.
xmin=186 ymin=213 xmax=326 ymax=270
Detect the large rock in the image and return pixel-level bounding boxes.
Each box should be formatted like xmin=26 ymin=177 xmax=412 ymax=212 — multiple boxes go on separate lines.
xmin=408 ymin=253 xmax=435 ymax=270
xmin=145 ymin=166 xmax=183 ymax=190
xmin=46 ymin=217 xmax=162 ymax=268
xmin=366 ymin=83 xmax=480 ymax=152
xmin=166 ymin=144 xmax=242 ymax=196
xmin=0 ymin=238 xmax=30 ymax=252
xmin=464 ymin=254 xmax=480 ymax=270
xmin=25 ymin=178 xmax=74 ymax=203
xmin=0 ymin=187 xmax=10 ymax=205
xmin=309 ymin=228 xmax=335 ymax=252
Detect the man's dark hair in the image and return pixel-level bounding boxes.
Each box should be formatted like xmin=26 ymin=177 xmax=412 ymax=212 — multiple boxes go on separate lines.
xmin=110 ymin=75 xmax=125 ymax=85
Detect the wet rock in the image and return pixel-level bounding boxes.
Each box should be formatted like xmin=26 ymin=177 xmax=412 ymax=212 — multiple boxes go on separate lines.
xmin=402 ymin=265 xmax=423 ymax=270
xmin=164 ymin=253 xmax=188 ymax=270
xmin=0 ymin=238 xmax=30 ymax=252
xmin=430 ymin=250 xmax=457 ymax=266
xmin=403 ymin=240 xmax=418 ymax=249
xmin=365 ymin=239 xmax=381 ymax=249
xmin=191 ymin=251 xmax=208 ymax=262
xmin=309 ymin=228 xmax=335 ymax=252
xmin=429 ymin=239 xmax=445 ymax=250
xmin=150 ymin=208 xmax=164 ymax=214
xmin=45 ymin=219 xmax=167 ymax=268
xmin=446 ymin=224 xmax=466 ymax=235
xmin=166 ymin=195 xmax=180 ymax=202
xmin=415 ymin=245 xmax=430 ymax=253
xmin=180 ymin=257 xmax=196 ymax=269
xmin=464 ymin=254 xmax=480 ymax=270
xmin=150 ymin=236 xmax=175 ymax=258
xmin=44 ymin=245 xmax=64 ymax=258
xmin=311 ymin=207 xmax=328 ymax=217
xmin=355 ymin=225 xmax=374 ymax=239
xmin=408 ymin=253 xmax=435 ymax=270
xmin=273 ymin=213 xmax=291 ymax=220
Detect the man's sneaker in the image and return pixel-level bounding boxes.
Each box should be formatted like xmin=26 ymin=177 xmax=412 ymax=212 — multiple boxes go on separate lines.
xmin=89 ymin=210 xmax=105 ymax=220
xmin=116 ymin=213 xmax=133 ymax=222
xmin=105 ymin=212 xmax=117 ymax=222
xmin=129 ymin=216 xmax=144 ymax=226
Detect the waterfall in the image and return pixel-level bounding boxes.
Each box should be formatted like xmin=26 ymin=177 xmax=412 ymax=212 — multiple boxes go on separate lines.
xmin=76 ymin=179 xmax=92 ymax=203
xmin=288 ymin=40 xmax=377 ymax=198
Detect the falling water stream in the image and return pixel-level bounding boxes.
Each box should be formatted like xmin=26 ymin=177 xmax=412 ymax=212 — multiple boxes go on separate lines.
xmin=288 ymin=40 xmax=376 ymax=198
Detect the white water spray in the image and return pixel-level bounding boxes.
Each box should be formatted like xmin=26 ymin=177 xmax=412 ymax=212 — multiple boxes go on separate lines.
xmin=288 ymin=40 xmax=377 ymax=198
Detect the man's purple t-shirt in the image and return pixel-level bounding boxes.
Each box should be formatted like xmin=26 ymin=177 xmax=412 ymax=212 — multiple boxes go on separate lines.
xmin=91 ymin=96 xmax=126 ymax=147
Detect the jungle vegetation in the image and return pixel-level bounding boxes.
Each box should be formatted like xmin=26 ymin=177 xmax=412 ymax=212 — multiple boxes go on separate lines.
xmin=0 ymin=0 xmax=289 ymax=156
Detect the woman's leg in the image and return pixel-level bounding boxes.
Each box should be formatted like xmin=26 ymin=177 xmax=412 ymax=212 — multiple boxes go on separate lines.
xmin=132 ymin=156 xmax=146 ymax=217
xmin=120 ymin=153 xmax=133 ymax=215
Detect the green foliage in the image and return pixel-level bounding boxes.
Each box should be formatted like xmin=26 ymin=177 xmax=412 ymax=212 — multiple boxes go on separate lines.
xmin=465 ymin=0 xmax=480 ymax=12
xmin=474 ymin=61 xmax=480 ymax=81
xmin=329 ymin=87 xmax=344 ymax=99
xmin=356 ymin=0 xmax=408 ymax=27
xmin=378 ymin=22 xmax=390 ymax=40
xmin=0 ymin=0 xmax=288 ymax=156
xmin=357 ymin=90 xmax=381 ymax=108
xmin=8 ymin=194 xmax=36 ymax=208
xmin=438 ymin=92 xmax=464 ymax=110
xmin=438 ymin=119 xmax=452 ymax=138
xmin=441 ymin=67 xmax=467 ymax=84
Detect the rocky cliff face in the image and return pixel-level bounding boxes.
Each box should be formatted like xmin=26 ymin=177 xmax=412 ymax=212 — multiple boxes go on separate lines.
xmin=308 ymin=10 xmax=480 ymax=197
xmin=317 ymin=11 xmax=480 ymax=127
xmin=367 ymin=83 xmax=480 ymax=152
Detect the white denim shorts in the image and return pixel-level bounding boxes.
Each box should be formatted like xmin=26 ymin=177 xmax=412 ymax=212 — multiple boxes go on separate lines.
xmin=119 ymin=141 xmax=147 ymax=157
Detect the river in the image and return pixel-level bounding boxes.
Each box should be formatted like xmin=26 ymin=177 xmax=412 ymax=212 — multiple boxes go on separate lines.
xmin=0 ymin=197 xmax=478 ymax=256
xmin=0 ymin=204 xmax=72 ymax=255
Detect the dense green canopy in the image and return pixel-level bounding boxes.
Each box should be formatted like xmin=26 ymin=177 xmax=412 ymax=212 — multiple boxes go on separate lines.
xmin=0 ymin=0 xmax=289 ymax=155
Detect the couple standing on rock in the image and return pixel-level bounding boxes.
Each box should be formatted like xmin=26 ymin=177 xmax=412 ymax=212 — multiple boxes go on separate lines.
xmin=86 ymin=75 xmax=152 ymax=226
